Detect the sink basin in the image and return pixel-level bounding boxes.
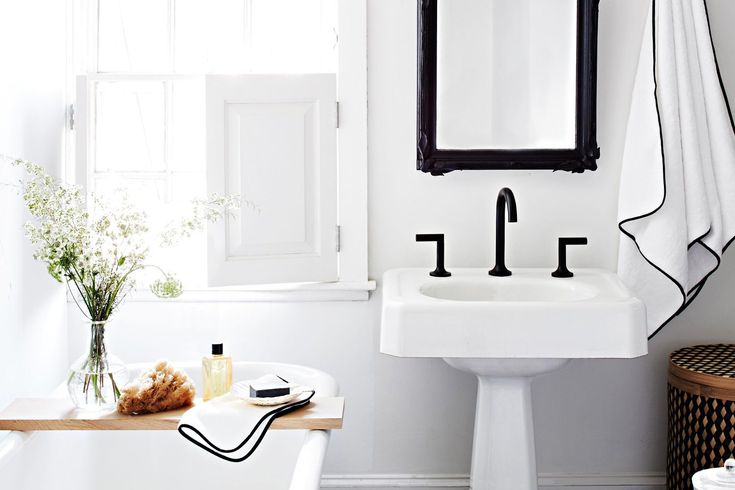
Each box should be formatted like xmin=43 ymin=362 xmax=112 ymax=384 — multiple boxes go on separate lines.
xmin=380 ymin=267 xmax=648 ymax=490
xmin=381 ymin=268 xmax=647 ymax=359
xmin=420 ymin=277 xmax=596 ymax=302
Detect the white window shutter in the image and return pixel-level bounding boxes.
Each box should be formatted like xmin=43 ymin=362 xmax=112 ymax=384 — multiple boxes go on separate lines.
xmin=205 ymin=74 xmax=339 ymax=287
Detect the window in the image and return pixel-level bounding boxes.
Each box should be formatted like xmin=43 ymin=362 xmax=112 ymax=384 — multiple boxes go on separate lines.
xmin=71 ymin=0 xmax=370 ymax=299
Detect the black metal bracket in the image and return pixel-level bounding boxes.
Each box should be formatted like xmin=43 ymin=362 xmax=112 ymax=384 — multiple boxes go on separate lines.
xmin=416 ymin=234 xmax=451 ymax=277
xmin=552 ymin=237 xmax=588 ymax=278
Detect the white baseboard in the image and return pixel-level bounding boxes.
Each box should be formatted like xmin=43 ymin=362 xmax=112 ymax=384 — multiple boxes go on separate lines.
xmin=320 ymin=472 xmax=666 ymax=489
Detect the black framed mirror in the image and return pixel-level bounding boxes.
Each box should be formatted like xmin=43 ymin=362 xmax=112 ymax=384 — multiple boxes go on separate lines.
xmin=417 ymin=0 xmax=600 ymax=175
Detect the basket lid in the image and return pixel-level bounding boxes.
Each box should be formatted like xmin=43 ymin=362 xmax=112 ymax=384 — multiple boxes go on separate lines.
xmin=693 ymin=459 xmax=735 ymax=489
xmin=670 ymin=345 xmax=735 ymax=391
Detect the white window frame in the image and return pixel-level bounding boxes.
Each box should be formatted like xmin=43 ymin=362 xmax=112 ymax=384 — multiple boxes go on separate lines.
xmin=68 ymin=0 xmax=373 ymax=302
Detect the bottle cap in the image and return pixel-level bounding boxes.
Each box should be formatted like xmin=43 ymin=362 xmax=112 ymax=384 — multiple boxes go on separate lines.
xmin=212 ymin=343 xmax=223 ymax=355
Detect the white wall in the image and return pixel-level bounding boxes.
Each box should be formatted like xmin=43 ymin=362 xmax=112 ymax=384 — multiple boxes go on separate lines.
xmin=0 ymin=0 xmax=68 ymax=412
xmin=62 ymin=0 xmax=735 ymax=487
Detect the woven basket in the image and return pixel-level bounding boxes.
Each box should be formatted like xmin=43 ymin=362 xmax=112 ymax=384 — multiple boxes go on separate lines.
xmin=668 ymin=344 xmax=735 ymax=489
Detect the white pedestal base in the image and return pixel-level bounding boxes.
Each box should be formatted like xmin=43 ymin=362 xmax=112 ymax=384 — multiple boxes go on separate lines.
xmin=444 ymin=358 xmax=569 ymax=490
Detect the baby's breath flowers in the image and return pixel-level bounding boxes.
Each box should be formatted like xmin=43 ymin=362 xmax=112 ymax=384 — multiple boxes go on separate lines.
xmin=160 ymin=194 xmax=242 ymax=247
xmin=12 ymin=159 xmax=238 ymax=319
xmin=150 ymin=275 xmax=184 ymax=299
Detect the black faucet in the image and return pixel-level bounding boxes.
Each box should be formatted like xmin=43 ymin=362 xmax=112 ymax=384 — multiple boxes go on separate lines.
xmin=416 ymin=234 xmax=451 ymax=277
xmin=552 ymin=237 xmax=588 ymax=278
xmin=489 ymin=187 xmax=517 ymax=277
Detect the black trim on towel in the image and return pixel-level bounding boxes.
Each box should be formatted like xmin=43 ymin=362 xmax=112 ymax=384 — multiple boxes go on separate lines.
xmin=178 ymin=390 xmax=315 ymax=463
xmin=618 ymin=0 xmax=687 ymax=340
xmin=672 ymin=0 xmax=735 ymax=320
xmin=687 ymin=226 xmax=712 ymax=250
xmin=686 ymin=240 xmax=721 ymax=296
xmin=618 ymin=0 xmax=735 ymax=340
xmin=684 ymin=278 xmax=708 ymax=308
xmin=704 ymin=0 xmax=735 ymax=263
xmin=725 ymin=235 xmax=735 ymax=252
xmin=678 ymin=1 xmax=735 ymax=314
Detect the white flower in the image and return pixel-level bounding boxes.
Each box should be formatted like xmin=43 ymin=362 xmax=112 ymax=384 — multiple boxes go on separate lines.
xmin=11 ymin=159 xmax=240 ymax=320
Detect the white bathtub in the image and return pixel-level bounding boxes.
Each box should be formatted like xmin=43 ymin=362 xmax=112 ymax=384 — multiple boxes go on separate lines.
xmin=0 ymin=361 xmax=338 ymax=490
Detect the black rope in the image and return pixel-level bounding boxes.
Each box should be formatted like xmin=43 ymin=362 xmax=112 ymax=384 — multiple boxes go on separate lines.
xmin=178 ymin=390 xmax=316 ymax=463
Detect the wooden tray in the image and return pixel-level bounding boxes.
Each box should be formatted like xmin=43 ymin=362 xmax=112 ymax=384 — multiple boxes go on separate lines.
xmin=0 ymin=397 xmax=344 ymax=431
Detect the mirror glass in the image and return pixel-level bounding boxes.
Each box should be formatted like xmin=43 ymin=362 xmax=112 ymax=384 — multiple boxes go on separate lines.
xmin=436 ymin=0 xmax=578 ymax=150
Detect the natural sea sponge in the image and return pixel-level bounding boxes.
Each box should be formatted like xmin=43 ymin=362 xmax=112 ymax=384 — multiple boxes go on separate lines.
xmin=117 ymin=360 xmax=196 ymax=415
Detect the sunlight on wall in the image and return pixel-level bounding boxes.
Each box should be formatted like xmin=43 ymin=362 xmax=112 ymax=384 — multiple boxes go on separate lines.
xmin=0 ymin=0 xmax=68 ymax=412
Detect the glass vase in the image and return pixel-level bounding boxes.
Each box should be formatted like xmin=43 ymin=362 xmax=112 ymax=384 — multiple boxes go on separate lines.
xmin=67 ymin=320 xmax=129 ymax=411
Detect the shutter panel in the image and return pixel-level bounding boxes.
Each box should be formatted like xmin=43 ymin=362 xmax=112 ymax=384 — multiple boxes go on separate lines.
xmin=206 ymin=75 xmax=338 ymax=286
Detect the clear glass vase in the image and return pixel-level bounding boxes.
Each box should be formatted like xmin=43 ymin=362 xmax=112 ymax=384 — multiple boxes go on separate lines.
xmin=67 ymin=321 xmax=129 ymax=411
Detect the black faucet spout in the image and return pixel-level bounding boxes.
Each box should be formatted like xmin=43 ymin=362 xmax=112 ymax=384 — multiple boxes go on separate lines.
xmin=500 ymin=188 xmax=517 ymax=223
xmin=489 ymin=187 xmax=517 ymax=277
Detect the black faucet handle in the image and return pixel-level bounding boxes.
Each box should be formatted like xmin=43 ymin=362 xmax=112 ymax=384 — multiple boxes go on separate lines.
xmin=552 ymin=237 xmax=588 ymax=278
xmin=416 ymin=234 xmax=451 ymax=277
xmin=560 ymin=237 xmax=589 ymax=246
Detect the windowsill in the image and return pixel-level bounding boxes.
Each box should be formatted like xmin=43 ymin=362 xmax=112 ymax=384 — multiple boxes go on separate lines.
xmin=65 ymin=281 xmax=376 ymax=304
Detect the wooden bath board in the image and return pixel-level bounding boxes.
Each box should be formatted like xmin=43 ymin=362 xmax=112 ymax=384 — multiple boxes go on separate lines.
xmin=0 ymin=397 xmax=344 ymax=431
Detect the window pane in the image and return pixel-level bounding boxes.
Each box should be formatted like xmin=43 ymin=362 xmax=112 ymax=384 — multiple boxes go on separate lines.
xmin=173 ymin=0 xmax=337 ymax=74
xmin=94 ymin=176 xmax=168 ymax=207
xmin=158 ymin=173 xmax=205 ymax=287
xmin=251 ymin=0 xmax=337 ymax=73
xmin=93 ymin=175 xmax=201 ymax=222
xmin=98 ymin=0 xmax=171 ymax=72
xmin=174 ymin=0 xmax=248 ymax=73
xmin=170 ymin=79 xmax=204 ymax=172
xmin=95 ymin=81 xmax=166 ymax=172
xmin=320 ymin=0 xmax=339 ymax=72
xmin=93 ymin=175 xmax=206 ymax=287
xmin=169 ymin=173 xmax=203 ymax=203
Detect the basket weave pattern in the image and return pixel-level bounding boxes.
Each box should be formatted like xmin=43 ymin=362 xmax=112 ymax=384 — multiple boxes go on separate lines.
xmin=667 ymin=345 xmax=735 ymax=489
xmin=667 ymin=383 xmax=735 ymax=489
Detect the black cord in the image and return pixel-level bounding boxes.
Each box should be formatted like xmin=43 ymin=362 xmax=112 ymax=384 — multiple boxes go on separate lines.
xmin=178 ymin=390 xmax=316 ymax=463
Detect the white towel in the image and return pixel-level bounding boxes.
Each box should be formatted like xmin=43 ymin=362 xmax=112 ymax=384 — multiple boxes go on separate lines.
xmin=618 ymin=0 xmax=735 ymax=338
xmin=178 ymin=391 xmax=314 ymax=462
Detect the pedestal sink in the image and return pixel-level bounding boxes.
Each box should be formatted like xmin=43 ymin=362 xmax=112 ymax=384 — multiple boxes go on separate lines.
xmin=380 ymin=268 xmax=647 ymax=490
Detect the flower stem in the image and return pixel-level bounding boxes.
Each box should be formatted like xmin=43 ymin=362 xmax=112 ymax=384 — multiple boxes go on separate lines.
xmin=80 ymin=321 xmax=118 ymax=405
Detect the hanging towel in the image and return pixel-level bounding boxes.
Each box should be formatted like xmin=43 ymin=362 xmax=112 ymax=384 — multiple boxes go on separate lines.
xmin=618 ymin=0 xmax=735 ymax=338
xmin=178 ymin=390 xmax=314 ymax=463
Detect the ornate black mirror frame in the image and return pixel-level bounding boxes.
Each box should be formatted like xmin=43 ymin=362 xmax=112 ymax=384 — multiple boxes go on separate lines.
xmin=417 ymin=0 xmax=600 ymax=175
